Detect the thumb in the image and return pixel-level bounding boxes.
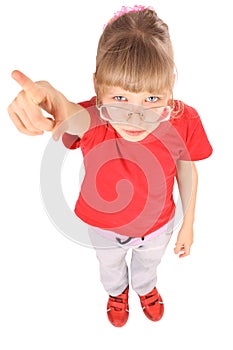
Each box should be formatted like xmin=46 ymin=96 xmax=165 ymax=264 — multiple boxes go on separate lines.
xmin=52 ymin=121 xmax=64 ymax=141
xmin=174 ymin=241 xmax=184 ymax=254
xmin=52 ymin=119 xmax=71 ymax=141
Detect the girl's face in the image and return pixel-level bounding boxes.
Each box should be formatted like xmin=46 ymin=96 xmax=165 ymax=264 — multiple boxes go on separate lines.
xmin=99 ymin=87 xmax=172 ymax=142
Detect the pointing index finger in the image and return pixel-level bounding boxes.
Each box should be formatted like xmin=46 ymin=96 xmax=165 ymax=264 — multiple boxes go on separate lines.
xmin=11 ymin=70 xmax=45 ymax=104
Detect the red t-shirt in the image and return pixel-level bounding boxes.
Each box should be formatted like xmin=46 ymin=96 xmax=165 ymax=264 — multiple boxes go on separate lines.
xmin=62 ymin=97 xmax=212 ymax=237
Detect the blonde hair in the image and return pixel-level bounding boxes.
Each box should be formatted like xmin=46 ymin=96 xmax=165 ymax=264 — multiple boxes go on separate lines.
xmin=95 ymin=9 xmax=175 ymax=99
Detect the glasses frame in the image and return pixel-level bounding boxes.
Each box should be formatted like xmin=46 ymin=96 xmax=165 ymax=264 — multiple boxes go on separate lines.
xmin=97 ymin=103 xmax=173 ymax=124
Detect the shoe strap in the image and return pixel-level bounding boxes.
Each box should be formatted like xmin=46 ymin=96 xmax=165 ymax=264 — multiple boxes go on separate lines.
xmin=141 ymin=296 xmax=159 ymax=306
xmin=109 ymin=297 xmax=128 ymax=310
xmin=140 ymin=294 xmax=160 ymax=307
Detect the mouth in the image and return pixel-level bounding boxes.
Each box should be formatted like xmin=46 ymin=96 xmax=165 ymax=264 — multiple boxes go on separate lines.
xmin=122 ymin=129 xmax=146 ymax=137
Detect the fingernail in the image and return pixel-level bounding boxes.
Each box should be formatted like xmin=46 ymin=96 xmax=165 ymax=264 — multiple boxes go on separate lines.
xmin=52 ymin=133 xmax=59 ymax=141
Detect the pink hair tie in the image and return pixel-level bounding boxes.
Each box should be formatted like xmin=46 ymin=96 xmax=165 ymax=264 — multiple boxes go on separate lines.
xmin=104 ymin=5 xmax=155 ymax=29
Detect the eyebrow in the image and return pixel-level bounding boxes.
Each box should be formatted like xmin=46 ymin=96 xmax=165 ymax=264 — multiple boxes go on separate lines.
xmin=106 ymin=90 xmax=164 ymax=96
xmin=103 ymin=87 xmax=168 ymax=100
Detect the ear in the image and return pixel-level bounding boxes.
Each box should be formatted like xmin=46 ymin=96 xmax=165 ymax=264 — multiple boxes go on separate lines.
xmin=172 ymin=68 xmax=177 ymax=88
xmin=168 ymin=72 xmax=176 ymax=100
xmin=93 ymin=73 xmax=101 ymax=105
xmin=93 ymin=73 xmax=97 ymax=93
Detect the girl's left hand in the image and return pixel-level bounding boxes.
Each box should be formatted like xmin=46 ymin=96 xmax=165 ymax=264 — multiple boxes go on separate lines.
xmin=174 ymin=226 xmax=194 ymax=258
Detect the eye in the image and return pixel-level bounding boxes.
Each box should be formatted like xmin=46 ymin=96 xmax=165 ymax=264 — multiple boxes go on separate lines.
xmin=114 ymin=96 xmax=127 ymax=101
xmin=145 ymin=96 xmax=159 ymax=103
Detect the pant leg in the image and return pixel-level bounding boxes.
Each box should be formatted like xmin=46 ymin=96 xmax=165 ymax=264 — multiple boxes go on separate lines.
xmin=88 ymin=226 xmax=129 ymax=296
xmin=131 ymin=230 xmax=172 ymax=295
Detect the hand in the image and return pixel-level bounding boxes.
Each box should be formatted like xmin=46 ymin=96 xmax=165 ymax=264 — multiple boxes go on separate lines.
xmin=174 ymin=225 xmax=194 ymax=258
xmin=8 ymin=70 xmax=70 ymax=136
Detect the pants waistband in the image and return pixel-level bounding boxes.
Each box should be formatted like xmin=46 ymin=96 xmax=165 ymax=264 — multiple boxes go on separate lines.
xmin=90 ymin=219 xmax=174 ymax=247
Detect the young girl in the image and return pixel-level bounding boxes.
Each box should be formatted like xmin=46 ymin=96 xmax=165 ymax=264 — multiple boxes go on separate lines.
xmin=8 ymin=6 xmax=212 ymax=327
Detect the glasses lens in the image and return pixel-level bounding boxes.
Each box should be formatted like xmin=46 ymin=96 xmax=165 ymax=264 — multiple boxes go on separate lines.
xmin=144 ymin=106 xmax=171 ymax=123
xmin=101 ymin=106 xmax=127 ymax=122
xmin=100 ymin=105 xmax=171 ymax=123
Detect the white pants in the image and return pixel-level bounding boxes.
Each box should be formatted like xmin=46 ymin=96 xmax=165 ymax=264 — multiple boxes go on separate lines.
xmin=88 ymin=224 xmax=173 ymax=296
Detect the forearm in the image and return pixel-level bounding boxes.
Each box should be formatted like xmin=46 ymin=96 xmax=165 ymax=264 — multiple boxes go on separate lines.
xmin=55 ymin=101 xmax=91 ymax=138
xmin=174 ymin=161 xmax=198 ymax=257
xmin=176 ymin=161 xmax=198 ymax=228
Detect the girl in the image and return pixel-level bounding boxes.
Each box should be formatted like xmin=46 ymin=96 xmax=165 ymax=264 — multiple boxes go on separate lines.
xmin=8 ymin=6 xmax=212 ymax=327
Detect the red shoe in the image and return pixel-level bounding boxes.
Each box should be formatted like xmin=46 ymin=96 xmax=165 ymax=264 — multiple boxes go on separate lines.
xmin=139 ymin=287 xmax=164 ymax=322
xmin=107 ymin=287 xmax=129 ymax=327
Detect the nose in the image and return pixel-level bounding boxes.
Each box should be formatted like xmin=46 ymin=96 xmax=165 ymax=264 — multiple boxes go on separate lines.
xmin=127 ymin=111 xmax=144 ymax=123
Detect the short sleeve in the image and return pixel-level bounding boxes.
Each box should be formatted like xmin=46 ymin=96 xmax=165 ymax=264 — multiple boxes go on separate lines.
xmin=172 ymin=103 xmax=213 ymax=161
xmin=62 ymin=133 xmax=81 ymax=149
xmin=181 ymin=116 xmax=213 ymax=160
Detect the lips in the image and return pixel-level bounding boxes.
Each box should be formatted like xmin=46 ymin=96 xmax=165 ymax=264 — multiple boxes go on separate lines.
xmin=122 ymin=129 xmax=146 ymax=136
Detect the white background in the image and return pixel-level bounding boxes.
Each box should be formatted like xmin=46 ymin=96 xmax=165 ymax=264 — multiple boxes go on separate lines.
xmin=1 ymin=0 xmax=233 ymax=349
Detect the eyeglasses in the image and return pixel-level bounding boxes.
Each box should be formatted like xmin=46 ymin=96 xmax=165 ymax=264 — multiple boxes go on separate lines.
xmin=97 ymin=104 xmax=172 ymax=124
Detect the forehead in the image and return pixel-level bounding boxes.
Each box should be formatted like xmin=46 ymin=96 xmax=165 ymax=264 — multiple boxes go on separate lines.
xmin=102 ymin=86 xmax=168 ymax=98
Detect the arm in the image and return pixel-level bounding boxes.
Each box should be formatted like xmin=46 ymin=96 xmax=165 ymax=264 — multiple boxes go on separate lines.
xmin=174 ymin=160 xmax=198 ymax=258
xmin=8 ymin=70 xmax=90 ymax=139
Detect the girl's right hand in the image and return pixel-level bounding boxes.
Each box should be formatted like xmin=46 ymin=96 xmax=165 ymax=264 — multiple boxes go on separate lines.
xmin=8 ymin=70 xmax=73 ymax=136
